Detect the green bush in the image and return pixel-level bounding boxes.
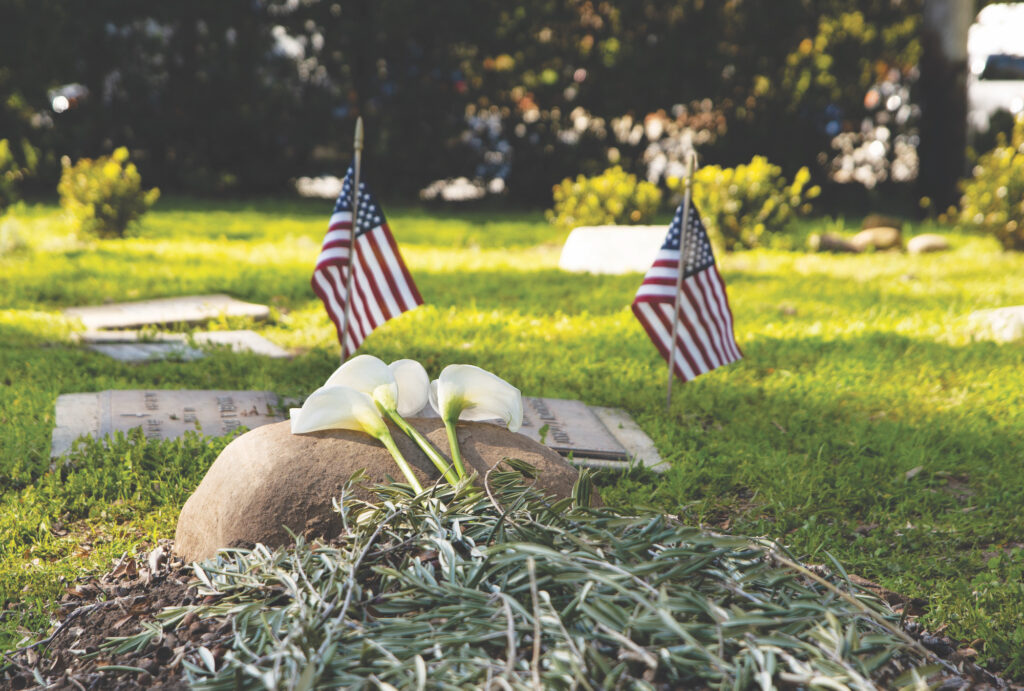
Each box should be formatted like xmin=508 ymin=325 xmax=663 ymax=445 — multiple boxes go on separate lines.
xmin=547 ymin=166 xmax=662 ymax=231
xmin=0 ymin=139 xmax=37 ymax=213
xmin=58 ymin=147 xmax=160 ymax=238
xmin=960 ymin=115 xmax=1024 ymax=251
xmin=676 ymin=156 xmax=820 ymax=250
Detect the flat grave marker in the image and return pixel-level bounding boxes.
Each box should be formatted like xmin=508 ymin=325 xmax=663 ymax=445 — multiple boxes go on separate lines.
xmin=64 ymin=294 xmax=271 ymax=330
xmin=558 ymin=225 xmax=667 ymax=275
xmin=51 ymin=390 xmax=285 ymax=458
xmin=79 ymin=330 xmax=291 ymax=362
xmin=52 ymin=391 xmax=666 ymax=472
xmin=86 ymin=342 xmax=205 ymax=363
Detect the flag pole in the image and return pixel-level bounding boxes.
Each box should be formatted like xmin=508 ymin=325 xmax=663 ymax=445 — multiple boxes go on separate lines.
xmin=666 ymin=150 xmax=699 ymax=411
xmin=340 ymin=116 xmax=364 ymax=362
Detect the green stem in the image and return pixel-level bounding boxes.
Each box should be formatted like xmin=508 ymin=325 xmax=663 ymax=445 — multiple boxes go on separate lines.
xmin=377 ymin=429 xmax=424 ymax=494
xmin=384 ymin=408 xmax=459 ymax=486
xmin=443 ymin=418 xmax=468 ymax=479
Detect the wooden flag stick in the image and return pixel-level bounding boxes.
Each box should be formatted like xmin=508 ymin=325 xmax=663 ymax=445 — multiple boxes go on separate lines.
xmin=340 ymin=116 xmax=364 ymax=362
xmin=666 ymin=150 xmax=699 ymax=411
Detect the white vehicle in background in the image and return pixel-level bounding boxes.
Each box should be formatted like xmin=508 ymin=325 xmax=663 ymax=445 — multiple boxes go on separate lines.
xmin=967 ymin=3 xmax=1024 ymax=134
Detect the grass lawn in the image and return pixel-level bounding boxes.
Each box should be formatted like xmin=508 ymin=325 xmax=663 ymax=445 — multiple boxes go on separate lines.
xmin=1 ymin=198 xmax=1023 ymax=679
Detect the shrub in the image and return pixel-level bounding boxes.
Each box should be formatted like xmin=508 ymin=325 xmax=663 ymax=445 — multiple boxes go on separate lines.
xmin=58 ymin=147 xmax=160 ymax=238
xmin=674 ymin=156 xmax=820 ymax=250
xmin=547 ymin=166 xmax=662 ymax=231
xmin=960 ymin=115 xmax=1024 ymax=251
xmin=0 ymin=139 xmax=37 ymax=213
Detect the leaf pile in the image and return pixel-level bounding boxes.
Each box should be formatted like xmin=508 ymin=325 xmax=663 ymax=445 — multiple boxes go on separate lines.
xmin=108 ymin=465 xmax=953 ymax=690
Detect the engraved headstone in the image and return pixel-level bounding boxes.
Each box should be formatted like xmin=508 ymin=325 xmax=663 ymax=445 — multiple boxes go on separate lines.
xmin=517 ymin=397 xmax=627 ymax=460
xmin=558 ymin=225 xmax=667 ymax=275
xmin=64 ymin=294 xmax=270 ymax=330
xmin=51 ymin=390 xmax=285 ymax=458
xmin=414 ymin=396 xmax=666 ymax=472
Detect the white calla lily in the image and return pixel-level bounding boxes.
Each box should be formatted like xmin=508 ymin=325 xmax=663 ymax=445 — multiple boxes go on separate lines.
xmin=430 ymin=364 xmax=524 ymax=479
xmin=324 ymin=354 xmax=399 ymax=411
xmin=290 ymin=384 xmax=424 ymax=494
xmin=389 ymin=359 xmax=430 ymax=417
xmin=289 ymin=385 xmax=388 ymax=437
xmin=430 ymin=364 xmax=523 ymax=432
xmin=322 ymin=354 xmax=457 ymax=485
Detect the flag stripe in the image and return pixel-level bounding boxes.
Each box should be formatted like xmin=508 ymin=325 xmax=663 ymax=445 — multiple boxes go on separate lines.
xmin=684 ymin=276 xmax=726 ymax=367
xmin=702 ymin=266 xmax=741 ymax=362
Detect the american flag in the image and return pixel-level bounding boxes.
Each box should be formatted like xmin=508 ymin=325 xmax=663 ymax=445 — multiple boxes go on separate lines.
xmin=632 ymin=199 xmax=741 ymax=382
xmin=312 ymin=167 xmax=422 ymax=357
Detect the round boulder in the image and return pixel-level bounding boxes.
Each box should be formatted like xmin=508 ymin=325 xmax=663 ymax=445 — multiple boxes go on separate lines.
xmin=850 ymin=226 xmax=903 ymax=252
xmin=907 ymin=233 xmax=951 ymax=254
xmin=174 ymin=419 xmax=586 ymax=563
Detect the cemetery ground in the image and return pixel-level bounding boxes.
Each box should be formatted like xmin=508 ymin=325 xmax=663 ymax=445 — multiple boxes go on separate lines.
xmin=1 ymin=198 xmax=1023 ymax=683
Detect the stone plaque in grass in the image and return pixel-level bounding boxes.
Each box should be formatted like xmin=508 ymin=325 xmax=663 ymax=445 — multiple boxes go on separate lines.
xmin=558 ymin=225 xmax=667 ymax=274
xmin=63 ymin=294 xmax=270 ymax=330
xmin=80 ymin=329 xmax=291 ymax=359
xmin=414 ymin=396 xmax=666 ymax=471
xmin=51 ymin=389 xmax=285 ymax=458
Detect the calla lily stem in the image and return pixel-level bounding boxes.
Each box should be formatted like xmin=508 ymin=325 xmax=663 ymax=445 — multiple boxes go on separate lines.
xmin=442 ymin=418 xmax=469 ymax=479
xmin=376 ymin=430 xmax=424 ymax=494
xmin=382 ymin=408 xmax=459 ymax=485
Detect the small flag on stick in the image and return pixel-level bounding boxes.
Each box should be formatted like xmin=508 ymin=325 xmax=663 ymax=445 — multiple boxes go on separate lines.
xmin=312 ymin=167 xmax=423 ymax=357
xmin=631 ymin=199 xmax=741 ymax=384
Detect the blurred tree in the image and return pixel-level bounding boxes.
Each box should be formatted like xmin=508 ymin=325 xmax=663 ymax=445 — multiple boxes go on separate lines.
xmin=919 ymin=0 xmax=973 ymax=210
xmin=0 ymin=0 xmax=930 ymax=202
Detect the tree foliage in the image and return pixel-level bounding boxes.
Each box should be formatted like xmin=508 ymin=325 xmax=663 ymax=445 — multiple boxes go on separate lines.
xmin=0 ymin=0 xmax=923 ymax=200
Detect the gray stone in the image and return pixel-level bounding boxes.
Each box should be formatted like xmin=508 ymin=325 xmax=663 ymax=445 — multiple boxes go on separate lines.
xmin=174 ymin=419 xmax=590 ymax=562
xmin=64 ymin=294 xmax=270 ymax=330
xmin=907 ymin=234 xmax=951 ymax=254
xmin=590 ymin=406 xmax=668 ymax=473
xmin=968 ymin=306 xmax=1024 ymax=342
xmin=850 ymin=226 xmax=902 ymax=252
xmin=809 ymin=233 xmax=859 ymax=253
xmin=558 ymin=225 xmax=667 ymax=275
xmin=86 ymin=342 xmax=205 ymax=363
xmin=191 ymin=331 xmax=291 ymax=358
xmin=79 ymin=329 xmax=290 ymax=359
xmin=51 ymin=389 xmax=285 ymax=458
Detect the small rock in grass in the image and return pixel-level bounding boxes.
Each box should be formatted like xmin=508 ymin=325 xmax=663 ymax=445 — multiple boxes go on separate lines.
xmin=907 ymin=233 xmax=951 ymax=254
xmin=174 ymin=419 xmax=588 ymax=563
xmin=808 ymin=232 xmax=859 ymax=253
xmin=850 ymin=226 xmax=902 ymax=252
xmin=968 ymin=305 xmax=1024 ymax=342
